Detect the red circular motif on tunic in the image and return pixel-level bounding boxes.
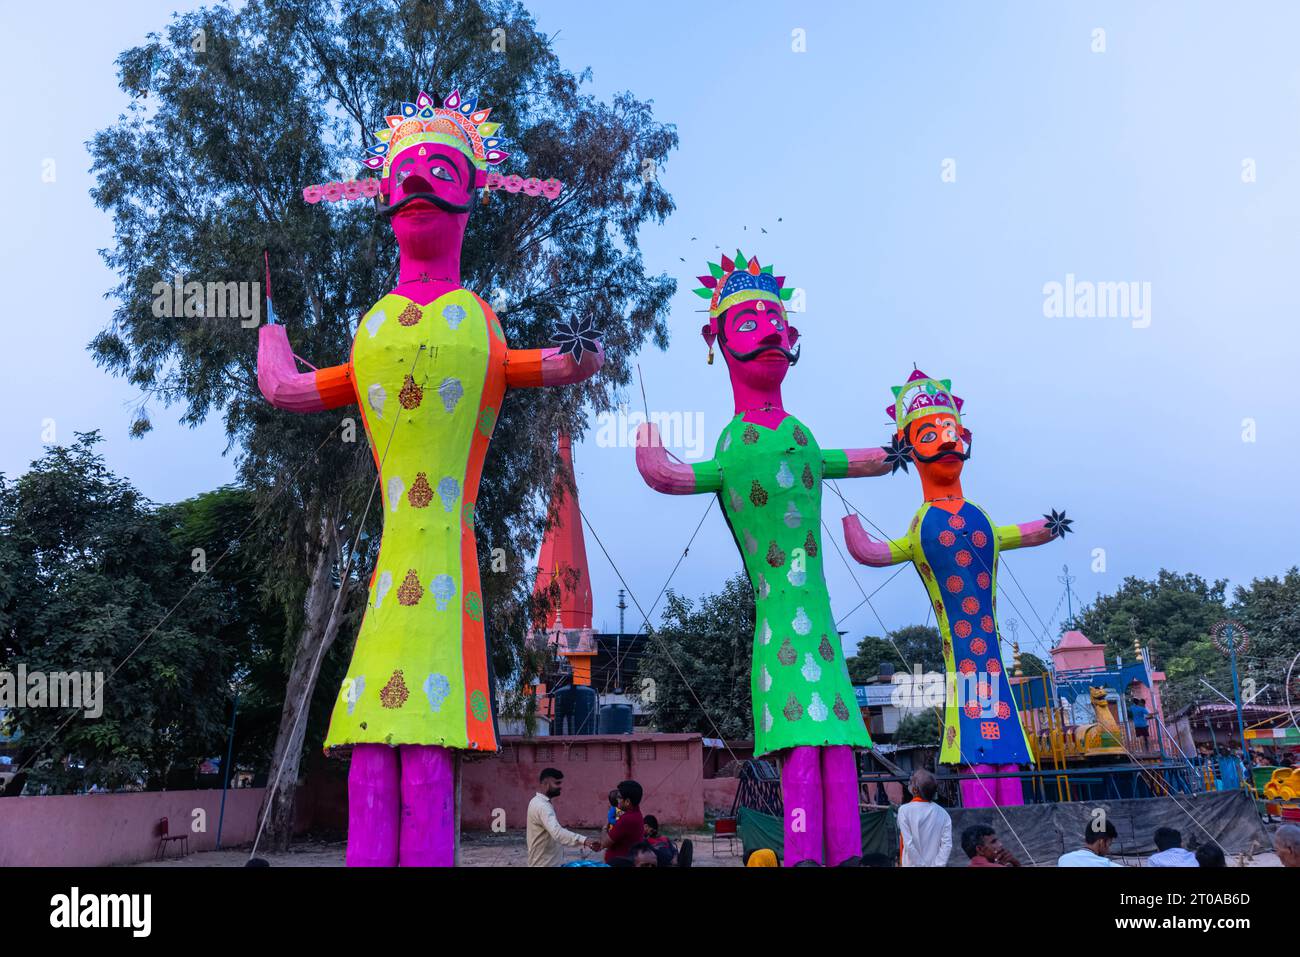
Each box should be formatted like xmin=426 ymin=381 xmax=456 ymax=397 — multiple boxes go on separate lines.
xmin=964 ymin=701 xmax=982 ymax=718
xmin=987 ymin=659 xmax=1002 ymax=675
xmin=955 ymin=550 xmax=973 ymax=567
xmin=958 ymin=658 xmax=976 ymax=674
xmin=961 ymin=597 xmax=979 ymax=614
xmin=939 ymin=530 xmax=956 ymax=547
xmin=970 ymin=638 xmax=987 ymax=655
xmin=977 ymin=681 xmax=993 ymax=699
xmin=971 ymin=530 xmax=988 ymax=548
xmin=977 ymin=572 xmax=991 ymax=589
xmin=980 ymin=615 xmax=994 ymax=633
xmin=949 ymin=515 xmax=966 ymax=530
xmin=945 ymin=575 xmax=964 ymax=594
xmin=954 ymin=620 xmax=973 ymax=639
xmin=997 ymin=701 xmax=1011 ymax=719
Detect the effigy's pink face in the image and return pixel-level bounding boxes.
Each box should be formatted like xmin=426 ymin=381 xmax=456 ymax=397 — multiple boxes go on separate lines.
xmin=714 ymin=301 xmax=801 ymax=390
xmin=381 ymin=143 xmax=476 ymax=243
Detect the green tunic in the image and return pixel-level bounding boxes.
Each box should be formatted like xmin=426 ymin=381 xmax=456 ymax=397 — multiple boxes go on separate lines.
xmin=691 ymin=414 xmax=873 ymax=757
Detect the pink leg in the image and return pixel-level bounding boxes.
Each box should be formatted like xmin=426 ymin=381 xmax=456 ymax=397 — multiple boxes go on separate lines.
xmin=996 ymin=763 xmax=1024 ymax=806
xmin=398 ymin=744 xmax=456 ymax=867
xmin=782 ymin=746 xmax=824 ymax=866
xmin=959 ymin=763 xmax=1000 ymax=808
xmin=821 ymin=746 xmax=862 ymax=865
xmin=346 ymin=744 xmax=400 ymax=867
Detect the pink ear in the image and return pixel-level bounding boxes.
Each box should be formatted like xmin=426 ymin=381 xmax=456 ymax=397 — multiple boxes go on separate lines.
xmin=787 ymin=325 xmax=800 ymax=346
xmin=475 ymin=169 xmax=488 ymax=188
xmin=700 ymin=323 xmax=717 ymax=348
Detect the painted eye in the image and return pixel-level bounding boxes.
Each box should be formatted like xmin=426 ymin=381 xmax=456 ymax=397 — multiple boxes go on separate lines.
xmin=396 ymin=168 xmax=412 ymax=184
xmin=431 ymin=165 xmax=454 ymax=182
xmin=771 ymin=318 xmax=785 ymax=330
xmin=738 ymin=319 xmax=757 ymax=333
xmin=920 ymin=429 xmax=938 ymax=443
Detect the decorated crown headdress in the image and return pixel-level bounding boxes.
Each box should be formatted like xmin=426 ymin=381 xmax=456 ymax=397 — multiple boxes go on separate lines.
xmin=362 ymin=90 xmax=508 ymax=175
xmin=692 ymin=251 xmax=793 ymax=319
xmin=888 ymin=368 xmax=965 ymax=432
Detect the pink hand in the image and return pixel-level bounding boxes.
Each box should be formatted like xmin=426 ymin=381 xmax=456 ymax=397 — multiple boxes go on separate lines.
xmin=635 ymin=423 xmax=697 ymax=494
xmin=841 ymin=514 xmax=896 ymax=567
xmin=540 ymin=341 xmax=605 ymax=387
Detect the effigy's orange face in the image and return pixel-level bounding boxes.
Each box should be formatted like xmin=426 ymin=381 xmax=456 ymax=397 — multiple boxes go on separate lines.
xmin=905 ymin=411 xmax=970 ymax=483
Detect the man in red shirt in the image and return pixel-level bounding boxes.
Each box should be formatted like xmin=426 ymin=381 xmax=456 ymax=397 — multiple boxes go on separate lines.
xmin=961 ymin=823 xmax=1020 ymax=867
xmin=599 ymin=780 xmax=645 ymax=864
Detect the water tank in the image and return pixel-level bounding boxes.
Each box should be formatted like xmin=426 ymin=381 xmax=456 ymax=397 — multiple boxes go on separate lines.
xmin=598 ymin=703 xmax=634 ymax=735
xmin=552 ymin=685 xmax=574 ymax=721
xmin=570 ymin=686 xmax=598 ymax=735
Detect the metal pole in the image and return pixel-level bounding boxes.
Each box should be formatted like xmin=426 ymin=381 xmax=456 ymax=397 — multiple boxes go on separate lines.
xmin=1227 ymin=625 xmax=1249 ymax=774
xmin=216 ymin=691 xmax=239 ymax=850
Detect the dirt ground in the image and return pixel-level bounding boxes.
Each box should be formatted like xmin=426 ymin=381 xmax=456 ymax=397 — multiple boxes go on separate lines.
xmin=131 ymin=833 xmax=1283 ymax=867
xmin=132 ymin=829 xmax=743 ymax=867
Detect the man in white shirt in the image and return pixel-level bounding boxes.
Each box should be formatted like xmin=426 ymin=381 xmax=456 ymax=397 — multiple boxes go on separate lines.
xmin=526 ymin=767 xmax=602 ymax=867
xmin=897 ymin=769 xmax=953 ymax=867
xmin=1059 ymin=818 xmax=1125 ymax=867
xmin=1147 ymin=827 xmax=1197 ymax=867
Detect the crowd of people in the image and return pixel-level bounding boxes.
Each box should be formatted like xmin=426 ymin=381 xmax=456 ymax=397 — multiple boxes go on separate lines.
xmin=525 ymin=768 xmax=693 ymax=867
xmin=528 ymin=763 xmax=1300 ymax=868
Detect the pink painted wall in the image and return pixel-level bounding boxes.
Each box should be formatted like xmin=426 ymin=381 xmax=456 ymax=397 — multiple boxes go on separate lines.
xmin=460 ymin=734 xmax=704 ymax=830
xmin=0 ymin=788 xmax=276 ymax=867
xmin=703 ymin=777 xmax=738 ymax=815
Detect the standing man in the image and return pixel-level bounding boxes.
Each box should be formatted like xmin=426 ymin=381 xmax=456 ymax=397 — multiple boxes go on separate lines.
xmin=896 ymin=768 xmax=953 ymax=867
xmin=1128 ymin=695 xmax=1150 ymax=746
xmin=1058 ymin=819 xmax=1125 ymax=867
xmin=1274 ymin=824 xmax=1300 ymax=867
xmin=598 ymin=780 xmax=646 ymax=863
xmin=527 ymin=768 xmax=601 ymax=867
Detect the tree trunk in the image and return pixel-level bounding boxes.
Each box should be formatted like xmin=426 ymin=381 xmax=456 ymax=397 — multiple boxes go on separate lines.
xmin=254 ymin=512 xmax=351 ymax=853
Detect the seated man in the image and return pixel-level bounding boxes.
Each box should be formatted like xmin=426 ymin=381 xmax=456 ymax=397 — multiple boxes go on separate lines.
xmin=1058 ymin=819 xmax=1124 ymax=867
xmin=1147 ymin=827 xmax=1197 ymax=867
xmin=643 ymin=814 xmax=677 ymax=866
xmin=961 ymin=823 xmax=1020 ymax=867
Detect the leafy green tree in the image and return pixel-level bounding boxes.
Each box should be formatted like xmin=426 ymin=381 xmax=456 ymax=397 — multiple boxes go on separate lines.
xmin=1229 ymin=568 xmax=1300 ymax=707
xmin=1065 ymin=570 xmax=1229 ymax=712
xmin=0 ymin=435 xmax=286 ymax=791
xmin=639 ymin=573 xmax=754 ymax=741
xmin=846 ymin=625 xmax=944 ymax=684
xmin=89 ymin=0 xmax=676 ymax=845
xmin=894 ymin=709 xmax=941 ymax=746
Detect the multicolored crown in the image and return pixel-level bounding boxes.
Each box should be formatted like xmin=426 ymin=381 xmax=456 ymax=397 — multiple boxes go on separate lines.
xmin=888 ymin=368 xmax=964 ymax=432
xmin=362 ymin=90 xmax=508 ymax=175
xmin=692 ymin=251 xmax=793 ymax=319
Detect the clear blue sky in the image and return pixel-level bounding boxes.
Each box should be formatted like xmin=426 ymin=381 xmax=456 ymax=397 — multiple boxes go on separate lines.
xmin=3 ymin=1 xmax=1297 ymax=667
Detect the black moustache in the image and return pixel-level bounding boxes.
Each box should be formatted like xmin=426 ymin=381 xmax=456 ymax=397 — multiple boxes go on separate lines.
xmin=911 ymin=442 xmax=973 ymax=464
xmin=724 ymin=343 xmax=801 ymax=365
xmin=377 ymin=191 xmax=473 ymax=217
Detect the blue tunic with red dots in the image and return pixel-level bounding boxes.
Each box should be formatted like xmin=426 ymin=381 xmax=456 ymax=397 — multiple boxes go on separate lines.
xmin=898 ymin=500 xmax=1035 ymax=765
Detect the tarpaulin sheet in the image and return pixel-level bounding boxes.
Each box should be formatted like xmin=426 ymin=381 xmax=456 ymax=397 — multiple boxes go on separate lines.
xmin=737 ymin=806 xmax=897 ymax=864
xmin=945 ymin=789 xmax=1267 ymax=866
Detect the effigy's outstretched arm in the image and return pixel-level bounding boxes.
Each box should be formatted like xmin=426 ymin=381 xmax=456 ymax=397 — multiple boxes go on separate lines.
xmin=505 ymin=344 xmax=604 ymax=389
xmin=841 ymin=514 xmax=911 ymax=567
xmin=634 ymin=423 xmax=722 ymax=495
xmin=996 ymin=509 xmax=1073 ymax=551
xmin=258 ymin=324 xmax=356 ymax=413
xmin=823 ymin=446 xmax=892 ymax=479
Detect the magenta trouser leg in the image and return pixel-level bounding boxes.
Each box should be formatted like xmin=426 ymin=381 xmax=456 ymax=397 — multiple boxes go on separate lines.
xmin=820 ymin=745 xmax=862 ymax=865
xmin=346 ymin=744 xmax=400 ymax=867
xmin=782 ymin=745 xmax=824 ymax=866
xmin=996 ymin=762 xmax=1024 ymax=806
xmin=959 ymin=763 xmax=1000 ymax=808
xmin=398 ymin=744 xmax=456 ymax=867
